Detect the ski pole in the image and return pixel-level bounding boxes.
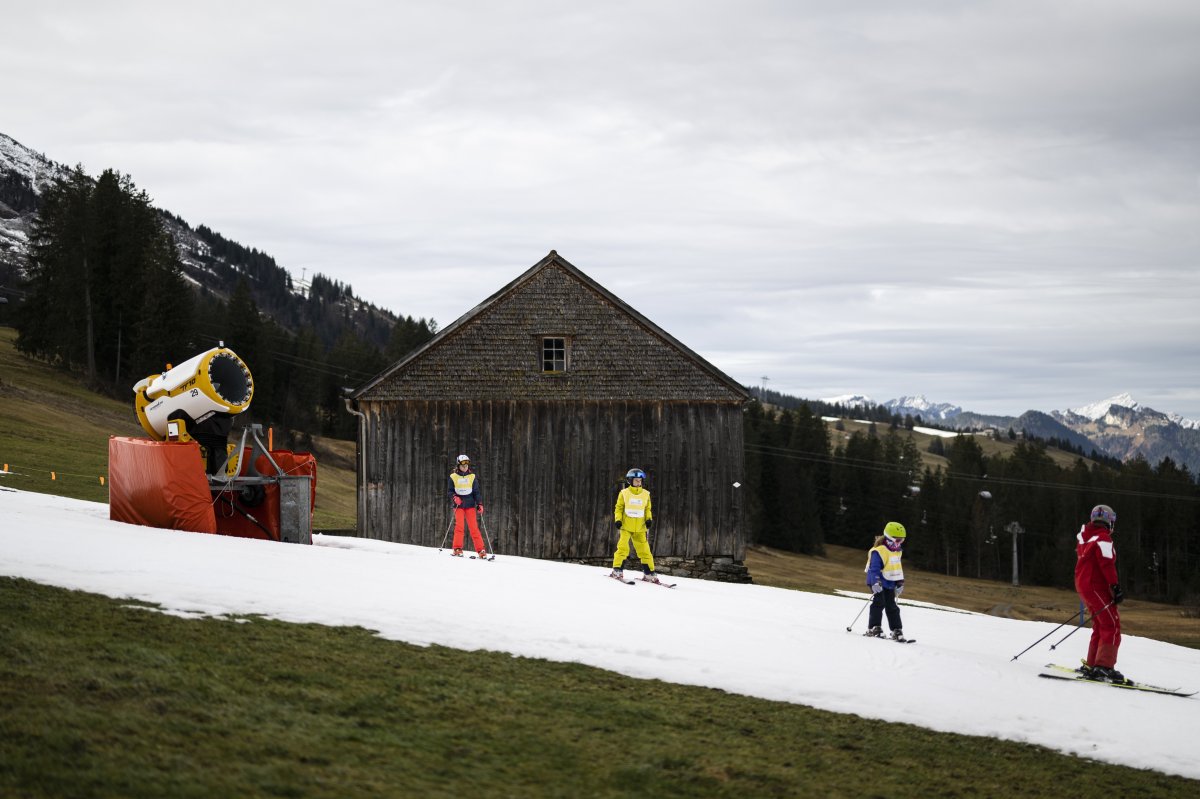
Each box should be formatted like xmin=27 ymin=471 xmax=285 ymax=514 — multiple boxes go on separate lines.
xmin=1010 ymin=606 xmax=1089 ymax=661
xmin=479 ymin=512 xmax=495 ymax=556
xmin=845 ymin=597 xmax=872 ymax=632
xmin=1050 ymin=601 xmax=1113 ymax=651
xmin=437 ymin=511 xmax=455 ymax=551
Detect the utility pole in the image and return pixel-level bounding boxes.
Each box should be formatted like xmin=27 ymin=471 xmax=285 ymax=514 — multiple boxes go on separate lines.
xmin=1005 ymin=521 xmax=1024 ymax=586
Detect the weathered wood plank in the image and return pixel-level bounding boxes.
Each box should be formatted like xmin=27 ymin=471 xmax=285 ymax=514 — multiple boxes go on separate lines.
xmin=357 ymin=399 xmax=744 ymax=562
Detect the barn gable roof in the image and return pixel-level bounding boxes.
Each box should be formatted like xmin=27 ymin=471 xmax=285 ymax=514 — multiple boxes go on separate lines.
xmin=351 ymin=251 xmax=750 ymax=403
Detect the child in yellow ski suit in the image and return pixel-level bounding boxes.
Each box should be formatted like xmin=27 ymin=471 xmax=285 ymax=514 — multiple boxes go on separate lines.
xmin=610 ymin=468 xmax=662 ymax=584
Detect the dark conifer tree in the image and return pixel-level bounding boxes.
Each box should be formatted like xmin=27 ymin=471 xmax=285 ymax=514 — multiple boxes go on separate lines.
xmin=17 ymin=166 xmax=194 ymax=390
xmin=129 ymin=229 xmax=195 ymax=380
xmin=16 ymin=165 xmax=93 ymax=370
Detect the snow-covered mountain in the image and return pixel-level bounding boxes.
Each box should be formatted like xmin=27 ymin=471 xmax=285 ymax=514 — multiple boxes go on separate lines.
xmin=819 ymin=393 xmax=875 ymax=408
xmin=1051 ymin=393 xmax=1200 ymax=472
xmin=1068 ymin=392 xmax=1145 ymax=422
xmin=882 ymin=394 xmax=964 ymax=421
xmin=819 ymin=394 xmax=964 ymax=422
xmin=0 ymin=133 xmax=63 ymax=280
xmin=1060 ymin=392 xmax=1200 ymax=432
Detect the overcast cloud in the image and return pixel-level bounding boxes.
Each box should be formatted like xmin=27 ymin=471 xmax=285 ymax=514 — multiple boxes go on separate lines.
xmin=3 ymin=1 xmax=1198 ymax=417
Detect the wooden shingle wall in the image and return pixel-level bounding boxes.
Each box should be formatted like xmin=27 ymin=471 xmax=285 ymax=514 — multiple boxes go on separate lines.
xmin=363 ymin=263 xmax=746 ymax=403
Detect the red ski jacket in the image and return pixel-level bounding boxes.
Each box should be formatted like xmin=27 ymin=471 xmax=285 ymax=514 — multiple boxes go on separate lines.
xmin=1074 ymin=521 xmax=1118 ymax=598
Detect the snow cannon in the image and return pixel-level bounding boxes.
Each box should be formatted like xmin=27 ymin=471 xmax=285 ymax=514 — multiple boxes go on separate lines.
xmin=134 ymin=346 xmax=254 ymax=474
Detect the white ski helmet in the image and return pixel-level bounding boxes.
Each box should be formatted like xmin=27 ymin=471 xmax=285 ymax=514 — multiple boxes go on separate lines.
xmin=1090 ymin=504 xmax=1116 ymax=529
xmin=456 ymin=454 xmax=470 ymax=465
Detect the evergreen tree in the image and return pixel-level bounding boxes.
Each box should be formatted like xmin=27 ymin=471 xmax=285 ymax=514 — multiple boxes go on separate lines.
xmin=129 ymin=229 xmax=195 ymax=379
xmin=17 ymin=166 xmax=192 ymax=388
xmin=223 ymin=277 xmax=263 ymax=362
xmin=321 ymin=331 xmax=386 ymax=438
xmin=385 ymin=314 xmax=436 ymax=361
xmin=787 ymin=404 xmax=831 ymax=554
xmin=16 ymin=165 xmax=93 ymax=370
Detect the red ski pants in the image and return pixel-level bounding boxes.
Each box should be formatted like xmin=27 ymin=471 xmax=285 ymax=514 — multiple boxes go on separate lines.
xmin=453 ymin=507 xmax=485 ymax=553
xmin=1080 ymin=586 xmax=1121 ymax=669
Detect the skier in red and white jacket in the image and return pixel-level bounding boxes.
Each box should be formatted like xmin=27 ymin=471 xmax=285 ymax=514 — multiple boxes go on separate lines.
xmin=1074 ymin=504 xmax=1126 ymax=683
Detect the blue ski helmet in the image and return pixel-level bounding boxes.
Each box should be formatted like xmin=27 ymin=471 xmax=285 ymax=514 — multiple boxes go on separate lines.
xmin=626 ymin=468 xmax=646 ymax=482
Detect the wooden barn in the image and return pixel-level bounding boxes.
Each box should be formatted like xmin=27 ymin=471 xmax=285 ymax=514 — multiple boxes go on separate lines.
xmin=346 ymin=251 xmax=752 ymax=580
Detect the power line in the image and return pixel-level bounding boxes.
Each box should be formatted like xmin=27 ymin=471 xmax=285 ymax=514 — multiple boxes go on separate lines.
xmin=744 ymin=439 xmax=1200 ymax=504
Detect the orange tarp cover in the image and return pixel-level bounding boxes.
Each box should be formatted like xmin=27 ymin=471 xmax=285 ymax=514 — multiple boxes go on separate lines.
xmin=108 ymin=436 xmax=216 ymax=533
xmin=253 ymin=449 xmax=317 ymax=511
xmin=212 ymin=447 xmax=317 ymax=540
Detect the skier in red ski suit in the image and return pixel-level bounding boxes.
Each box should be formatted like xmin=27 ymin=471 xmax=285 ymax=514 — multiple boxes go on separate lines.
xmin=448 ymin=454 xmax=486 ymax=558
xmin=1074 ymin=504 xmax=1125 ymax=682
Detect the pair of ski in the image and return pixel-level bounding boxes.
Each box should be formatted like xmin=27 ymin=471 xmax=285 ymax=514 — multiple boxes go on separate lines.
xmin=1038 ymin=663 xmax=1194 ymax=697
xmin=608 ymin=572 xmax=677 ymax=589
xmin=861 ymin=631 xmax=916 ymax=644
xmin=448 ymin=552 xmax=495 ymax=561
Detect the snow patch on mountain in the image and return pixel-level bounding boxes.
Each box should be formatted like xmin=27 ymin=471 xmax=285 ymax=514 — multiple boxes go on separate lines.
xmin=0 ymin=132 xmax=63 ymax=190
xmin=820 ymin=394 xmax=875 ymax=408
xmin=1168 ymin=413 xmax=1200 ymax=431
xmin=884 ymin=395 xmax=963 ymax=421
xmin=1069 ymin=392 xmax=1142 ymax=421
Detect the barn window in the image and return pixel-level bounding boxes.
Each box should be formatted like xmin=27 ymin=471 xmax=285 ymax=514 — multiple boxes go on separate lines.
xmin=541 ymin=337 xmax=568 ymax=372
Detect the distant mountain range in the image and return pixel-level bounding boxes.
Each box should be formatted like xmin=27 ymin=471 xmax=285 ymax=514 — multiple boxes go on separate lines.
xmin=822 ymin=392 xmax=1200 ymax=475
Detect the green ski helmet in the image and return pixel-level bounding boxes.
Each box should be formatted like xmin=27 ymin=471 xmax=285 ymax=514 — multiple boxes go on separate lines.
xmin=883 ymin=521 xmax=907 ymax=544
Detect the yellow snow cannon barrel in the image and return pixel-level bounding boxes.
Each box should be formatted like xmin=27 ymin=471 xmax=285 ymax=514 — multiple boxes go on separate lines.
xmin=133 ymin=347 xmax=254 ymax=442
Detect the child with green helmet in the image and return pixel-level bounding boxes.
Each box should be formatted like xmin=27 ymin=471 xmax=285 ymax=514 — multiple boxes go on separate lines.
xmin=864 ymin=521 xmax=908 ymax=641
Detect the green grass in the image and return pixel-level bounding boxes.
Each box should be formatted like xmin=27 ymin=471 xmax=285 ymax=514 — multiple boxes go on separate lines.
xmin=0 ymin=327 xmax=140 ymax=504
xmin=1 ymin=578 xmax=1196 ymax=798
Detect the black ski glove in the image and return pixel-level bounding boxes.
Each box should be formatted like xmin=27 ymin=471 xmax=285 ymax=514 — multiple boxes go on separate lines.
xmin=1111 ymin=584 xmax=1125 ymax=605
xmin=614 ymin=520 xmax=622 ymax=528
xmin=645 ymin=518 xmax=653 ymax=529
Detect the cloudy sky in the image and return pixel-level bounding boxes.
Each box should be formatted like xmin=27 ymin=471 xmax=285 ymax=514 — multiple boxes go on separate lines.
xmin=4 ymin=1 xmax=1198 ymax=417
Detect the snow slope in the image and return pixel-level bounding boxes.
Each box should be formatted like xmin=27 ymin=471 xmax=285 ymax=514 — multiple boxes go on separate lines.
xmin=2 ymin=488 xmax=1198 ymax=779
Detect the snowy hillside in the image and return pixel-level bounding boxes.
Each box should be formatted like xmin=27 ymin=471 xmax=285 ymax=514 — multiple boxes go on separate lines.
xmin=0 ymin=132 xmax=63 ymax=192
xmin=2 ymin=488 xmax=1198 ymax=779
xmin=0 ymin=134 xmax=65 ymax=274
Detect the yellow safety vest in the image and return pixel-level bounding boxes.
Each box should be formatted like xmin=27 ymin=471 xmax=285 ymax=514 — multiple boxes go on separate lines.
xmin=864 ymin=544 xmax=904 ymax=581
xmin=450 ymin=472 xmax=476 ymax=496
